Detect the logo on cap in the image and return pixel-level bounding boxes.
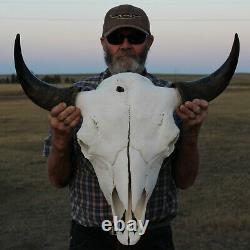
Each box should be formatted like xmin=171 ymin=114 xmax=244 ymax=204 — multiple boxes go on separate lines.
xmin=110 ymin=14 xmax=142 ymax=19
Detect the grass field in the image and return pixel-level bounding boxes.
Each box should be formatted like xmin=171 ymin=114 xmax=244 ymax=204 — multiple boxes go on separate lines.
xmin=0 ymin=75 xmax=250 ymax=250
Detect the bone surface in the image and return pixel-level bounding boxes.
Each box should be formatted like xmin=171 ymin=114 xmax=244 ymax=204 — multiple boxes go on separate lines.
xmin=76 ymin=72 xmax=180 ymax=245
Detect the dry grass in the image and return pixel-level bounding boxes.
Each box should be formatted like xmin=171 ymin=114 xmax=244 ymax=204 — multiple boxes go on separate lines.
xmin=173 ymin=89 xmax=250 ymax=250
xmin=0 ymin=91 xmax=70 ymax=250
xmin=0 ymin=79 xmax=250 ymax=249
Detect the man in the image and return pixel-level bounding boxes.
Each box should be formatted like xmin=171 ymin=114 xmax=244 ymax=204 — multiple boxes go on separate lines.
xmin=44 ymin=4 xmax=208 ymax=250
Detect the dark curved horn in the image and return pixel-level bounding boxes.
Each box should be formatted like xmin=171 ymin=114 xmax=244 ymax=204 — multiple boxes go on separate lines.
xmin=14 ymin=34 xmax=80 ymax=111
xmin=173 ymin=34 xmax=240 ymax=102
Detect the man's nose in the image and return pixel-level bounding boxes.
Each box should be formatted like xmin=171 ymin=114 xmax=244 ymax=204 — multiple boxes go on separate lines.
xmin=120 ymin=38 xmax=132 ymax=48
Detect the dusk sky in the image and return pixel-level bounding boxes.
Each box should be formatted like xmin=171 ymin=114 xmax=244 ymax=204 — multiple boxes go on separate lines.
xmin=1 ymin=0 xmax=249 ymax=74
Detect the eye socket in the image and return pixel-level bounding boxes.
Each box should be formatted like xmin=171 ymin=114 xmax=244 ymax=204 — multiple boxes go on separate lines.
xmin=78 ymin=139 xmax=89 ymax=151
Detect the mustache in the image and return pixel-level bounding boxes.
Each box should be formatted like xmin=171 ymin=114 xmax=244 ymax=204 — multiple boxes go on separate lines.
xmin=116 ymin=48 xmax=136 ymax=57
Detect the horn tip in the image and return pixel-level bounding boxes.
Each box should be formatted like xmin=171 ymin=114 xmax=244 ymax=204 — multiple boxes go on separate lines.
xmin=233 ymin=33 xmax=240 ymax=52
xmin=234 ymin=33 xmax=239 ymax=42
xmin=14 ymin=34 xmax=21 ymax=53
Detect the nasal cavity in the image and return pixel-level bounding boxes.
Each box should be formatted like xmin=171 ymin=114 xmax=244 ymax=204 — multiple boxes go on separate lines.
xmin=116 ymin=86 xmax=125 ymax=92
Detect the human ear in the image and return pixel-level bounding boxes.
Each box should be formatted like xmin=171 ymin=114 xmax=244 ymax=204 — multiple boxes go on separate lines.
xmin=100 ymin=37 xmax=105 ymax=47
xmin=146 ymin=35 xmax=154 ymax=49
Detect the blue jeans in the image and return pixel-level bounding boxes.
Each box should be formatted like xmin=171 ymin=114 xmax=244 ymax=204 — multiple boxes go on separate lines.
xmin=69 ymin=220 xmax=175 ymax=250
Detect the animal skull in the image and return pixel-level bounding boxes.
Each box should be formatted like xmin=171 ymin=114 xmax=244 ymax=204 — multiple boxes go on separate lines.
xmin=13 ymin=33 xmax=239 ymax=245
xmin=76 ymin=73 xmax=180 ymax=244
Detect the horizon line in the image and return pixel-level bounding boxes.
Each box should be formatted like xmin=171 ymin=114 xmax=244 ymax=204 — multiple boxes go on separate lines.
xmin=1 ymin=72 xmax=250 ymax=76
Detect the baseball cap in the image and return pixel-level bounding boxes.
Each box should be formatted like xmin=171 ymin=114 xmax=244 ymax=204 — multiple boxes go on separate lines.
xmin=102 ymin=4 xmax=151 ymax=37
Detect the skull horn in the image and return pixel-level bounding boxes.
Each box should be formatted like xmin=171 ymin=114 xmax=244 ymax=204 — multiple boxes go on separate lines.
xmin=14 ymin=34 xmax=80 ymax=111
xmin=173 ymin=33 xmax=240 ymax=102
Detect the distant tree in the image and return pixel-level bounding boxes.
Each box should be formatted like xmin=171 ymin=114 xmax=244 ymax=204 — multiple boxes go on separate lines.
xmin=11 ymin=74 xmax=18 ymax=83
xmin=64 ymin=77 xmax=76 ymax=84
xmin=53 ymin=75 xmax=61 ymax=83
xmin=65 ymin=77 xmax=70 ymax=83
xmin=42 ymin=75 xmax=62 ymax=84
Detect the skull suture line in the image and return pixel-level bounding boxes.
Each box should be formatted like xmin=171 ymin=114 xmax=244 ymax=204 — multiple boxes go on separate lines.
xmin=14 ymin=33 xmax=239 ymax=245
xmin=76 ymin=73 xmax=180 ymax=244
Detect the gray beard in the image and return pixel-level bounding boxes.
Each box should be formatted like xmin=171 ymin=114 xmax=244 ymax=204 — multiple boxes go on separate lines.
xmin=104 ymin=48 xmax=149 ymax=75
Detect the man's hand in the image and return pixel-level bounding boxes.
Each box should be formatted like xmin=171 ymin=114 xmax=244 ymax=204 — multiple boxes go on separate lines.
xmin=48 ymin=102 xmax=81 ymax=151
xmin=175 ymin=99 xmax=209 ymax=136
xmin=174 ymin=99 xmax=208 ymax=189
xmin=47 ymin=102 xmax=81 ymax=188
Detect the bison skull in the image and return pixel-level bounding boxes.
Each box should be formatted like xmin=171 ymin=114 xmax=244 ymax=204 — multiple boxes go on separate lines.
xmin=76 ymin=73 xmax=180 ymax=244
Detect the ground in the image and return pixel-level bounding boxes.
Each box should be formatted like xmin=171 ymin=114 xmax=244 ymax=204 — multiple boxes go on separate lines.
xmin=0 ymin=74 xmax=249 ymax=249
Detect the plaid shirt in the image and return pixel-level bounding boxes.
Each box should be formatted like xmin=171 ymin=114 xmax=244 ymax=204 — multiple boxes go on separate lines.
xmin=43 ymin=69 xmax=179 ymax=227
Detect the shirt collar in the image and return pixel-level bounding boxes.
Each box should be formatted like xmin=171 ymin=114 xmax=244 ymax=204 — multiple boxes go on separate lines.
xmin=104 ymin=68 xmax=148 ymax=79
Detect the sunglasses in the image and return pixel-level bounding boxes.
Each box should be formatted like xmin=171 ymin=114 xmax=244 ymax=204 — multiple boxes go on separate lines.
xmin=106 ymin=30 xmax=148 ymax=45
